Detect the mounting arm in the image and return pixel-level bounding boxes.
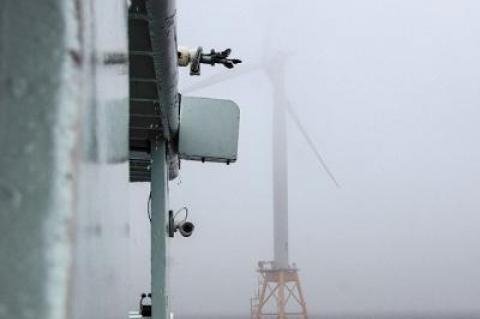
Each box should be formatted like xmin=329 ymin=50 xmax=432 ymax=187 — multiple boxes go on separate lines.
xmin=178 ymin=46 xmax=242 ymax=75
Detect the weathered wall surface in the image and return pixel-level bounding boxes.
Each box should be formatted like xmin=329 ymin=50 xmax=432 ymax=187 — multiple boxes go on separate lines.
xmin=0 ymin=1 xmax=130 ymax=318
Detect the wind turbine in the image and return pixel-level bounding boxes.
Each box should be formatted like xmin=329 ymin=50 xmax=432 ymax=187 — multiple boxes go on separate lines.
xmin=183 ymin=14 xmax=339 ymax=315
xmin=183 ymin=49 xmax=338 ymax=318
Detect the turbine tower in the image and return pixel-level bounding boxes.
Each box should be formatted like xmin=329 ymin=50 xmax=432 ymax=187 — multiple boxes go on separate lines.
xmin=270 ymin=56 xmax=289 ymax=270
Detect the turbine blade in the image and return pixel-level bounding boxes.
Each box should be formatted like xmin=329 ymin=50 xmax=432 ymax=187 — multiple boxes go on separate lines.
xmin=182 ymin=64 xmax=262 ymax=94
xmin=285 ymin=103 xmax=340 ymax=188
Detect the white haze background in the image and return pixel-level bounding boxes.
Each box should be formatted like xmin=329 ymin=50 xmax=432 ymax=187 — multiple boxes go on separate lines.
xmin=129 ymin=0 xmax=480 ymax=316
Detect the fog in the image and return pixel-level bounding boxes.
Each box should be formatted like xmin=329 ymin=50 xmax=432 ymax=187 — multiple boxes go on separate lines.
xmin=130 ymin=0 xmax=480 ymax=316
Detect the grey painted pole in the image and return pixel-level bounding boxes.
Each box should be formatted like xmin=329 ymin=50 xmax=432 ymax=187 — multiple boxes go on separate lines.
xmin=151 ymin=139 xmax=169 ymax=319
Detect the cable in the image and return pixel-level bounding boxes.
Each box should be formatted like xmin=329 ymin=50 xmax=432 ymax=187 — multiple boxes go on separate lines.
xmin=173 ymin=206 xmax=188 ymax=222
xmin=147 ymin=192 xmax=151 ymax=222
xmin=148 ymin=195 xmax=188 ymax=224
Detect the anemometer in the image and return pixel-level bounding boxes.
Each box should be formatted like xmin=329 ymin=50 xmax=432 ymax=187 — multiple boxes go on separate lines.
xmin=178 ymin=46 xmax=242 ymax=75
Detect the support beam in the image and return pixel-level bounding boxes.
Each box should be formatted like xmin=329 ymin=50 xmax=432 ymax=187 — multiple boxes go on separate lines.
xmin=277 ymin=271 xmax=286 ymax=319
xmin=1 ymin=1 xmax=130 ymax=318
xmin=0 ymin=2 xmax=74 ymax=318
xmin=151 ymin=139 xmax=169 ymax=319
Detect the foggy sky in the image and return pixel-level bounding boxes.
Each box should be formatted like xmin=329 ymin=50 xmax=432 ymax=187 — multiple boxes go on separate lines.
xmin=130 ymin=0 xmax=480 ymax=316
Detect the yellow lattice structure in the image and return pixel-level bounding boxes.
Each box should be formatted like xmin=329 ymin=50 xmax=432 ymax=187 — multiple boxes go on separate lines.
xmin=251 ymin=261 xmax=308 ymax=319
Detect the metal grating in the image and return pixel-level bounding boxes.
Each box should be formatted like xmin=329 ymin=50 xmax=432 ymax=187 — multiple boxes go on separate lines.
xmin=128 ymin=0 xmax=162 ymax=182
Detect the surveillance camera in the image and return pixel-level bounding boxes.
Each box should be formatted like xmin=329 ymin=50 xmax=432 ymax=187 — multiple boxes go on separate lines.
xmin=176 ymin=221 xmax=195 ymax=237
xmin=168 ymin=209 xmax=195 ymax=238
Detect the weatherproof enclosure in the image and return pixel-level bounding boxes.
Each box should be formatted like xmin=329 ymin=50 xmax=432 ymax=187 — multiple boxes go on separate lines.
xmin=178 ymin=96 xmax=240 ymax=163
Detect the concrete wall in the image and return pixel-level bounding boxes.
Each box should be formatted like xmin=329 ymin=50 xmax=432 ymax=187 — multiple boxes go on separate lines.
xmin=0 ymin=1 xmax=131 ymax=318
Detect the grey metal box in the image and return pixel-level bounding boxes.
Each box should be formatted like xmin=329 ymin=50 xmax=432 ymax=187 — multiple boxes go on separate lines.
xmin=178 ymin=96 xmax=240 ymax=163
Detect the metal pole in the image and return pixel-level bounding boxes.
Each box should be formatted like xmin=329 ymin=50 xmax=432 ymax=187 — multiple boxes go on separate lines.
xmin=295 ymin=272 xmax=309 ymax=319
xmin=151 ymin=139 xmax=168 ymax=319
xmin=277 ymin=271 xmax=286 ymax=319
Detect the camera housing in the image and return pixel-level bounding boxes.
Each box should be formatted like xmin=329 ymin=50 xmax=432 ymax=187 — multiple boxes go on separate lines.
xmin=177 ymin=221 xmax=195 ymax=237
xmin=168 ymin=210 xmax=195 ymax=238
